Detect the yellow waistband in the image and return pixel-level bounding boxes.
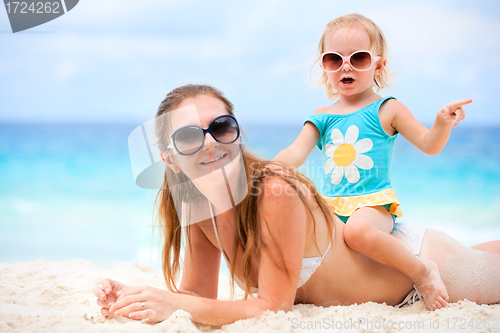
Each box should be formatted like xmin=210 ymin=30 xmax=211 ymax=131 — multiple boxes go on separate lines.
xmin=322 ymin=188 xmax=403 ymax=217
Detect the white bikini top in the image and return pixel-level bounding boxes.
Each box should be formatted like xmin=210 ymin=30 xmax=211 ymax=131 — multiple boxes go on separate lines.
xmin=209 ymin=204 xmax=334 ymax=293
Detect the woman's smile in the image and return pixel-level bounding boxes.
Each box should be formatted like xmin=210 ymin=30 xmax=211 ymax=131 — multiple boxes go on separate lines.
xmin=200 ymin=152 xmax=227 ymax=166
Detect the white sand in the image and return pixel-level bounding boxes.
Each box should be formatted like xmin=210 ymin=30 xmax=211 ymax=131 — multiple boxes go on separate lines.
xmin=1 ymin=259 xmax=499 ymax=333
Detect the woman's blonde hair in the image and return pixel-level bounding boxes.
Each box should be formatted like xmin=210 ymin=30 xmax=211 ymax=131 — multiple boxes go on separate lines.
xmin=154 ymin=84 xmax=335 ymax=298
xmin=312 ymin=13 xmax=392 ymax=100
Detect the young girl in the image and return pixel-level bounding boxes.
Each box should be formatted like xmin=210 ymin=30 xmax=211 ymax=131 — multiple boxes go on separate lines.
xmin=274 ymin=13 xmax=472 ymax=311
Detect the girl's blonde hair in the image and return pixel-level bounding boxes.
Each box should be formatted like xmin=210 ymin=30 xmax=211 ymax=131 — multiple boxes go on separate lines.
xmin=154 ymin=84 xmax=335 ymax=298
xmin=313 ymin=13 xmax=391 ymax=100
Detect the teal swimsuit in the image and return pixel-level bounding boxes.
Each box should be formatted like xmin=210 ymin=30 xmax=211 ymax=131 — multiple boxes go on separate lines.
xmin=304 ymin=96 xmax=402 ymax=224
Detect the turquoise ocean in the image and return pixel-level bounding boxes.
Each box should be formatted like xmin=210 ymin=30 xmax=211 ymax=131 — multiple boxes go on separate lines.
xmin=1 ymin=122 xmax=499 ymax=269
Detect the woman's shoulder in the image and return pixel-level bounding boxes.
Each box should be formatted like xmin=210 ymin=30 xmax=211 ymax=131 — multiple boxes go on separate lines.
xmin=257 ymin=168 xmax=309 ymax=234
xmin=257 ymin=163 xmax=297 ymax=185
xmin=256 ymin=164 xmax=299 ymax=191
xmin=256 ymin=164 xmax=317 ymax=208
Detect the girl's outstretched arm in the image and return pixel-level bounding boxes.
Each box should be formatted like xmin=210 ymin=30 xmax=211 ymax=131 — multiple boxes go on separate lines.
xmin=273 ymin=122 xmax=320 ymax=168
xmin=384 ymin=99 xmax=472 ymax=155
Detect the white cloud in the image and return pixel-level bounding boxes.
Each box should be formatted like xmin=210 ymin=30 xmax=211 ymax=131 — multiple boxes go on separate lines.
xmin=12 ymin=199 xmax=42 ymax=215
xmin=63 ymin=0 xmax=171 ymax=24
xmin=54 ymin=61 xmax=77 ymax=80
xmin=368 ymin=3 xmax=500 ymax=71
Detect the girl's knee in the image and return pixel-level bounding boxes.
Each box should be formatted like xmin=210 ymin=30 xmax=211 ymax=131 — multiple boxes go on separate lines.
xmin=344 ymin=218 xmax=374 ymax=249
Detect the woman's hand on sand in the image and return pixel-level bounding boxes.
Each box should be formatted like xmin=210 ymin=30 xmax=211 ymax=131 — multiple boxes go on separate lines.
xmin=108 ymin=285 xmax=178 ymax=323
xmin=437 ymin=99 xmax=472 ymax=127
xmin=93 ymin=279 xmax=129 ymax=316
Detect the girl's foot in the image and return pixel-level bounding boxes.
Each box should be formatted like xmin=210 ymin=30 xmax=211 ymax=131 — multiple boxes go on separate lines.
xmin=414 ymin=260 xmax=449 ymax=310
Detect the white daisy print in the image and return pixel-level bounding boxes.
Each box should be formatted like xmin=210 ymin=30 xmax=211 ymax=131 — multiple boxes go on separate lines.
xmin=324 ymin=125 xmax=373 ymax=185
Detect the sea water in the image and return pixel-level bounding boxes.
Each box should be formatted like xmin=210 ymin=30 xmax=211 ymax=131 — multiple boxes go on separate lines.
xmin=0 ymin=122 xmax=499 ymax=269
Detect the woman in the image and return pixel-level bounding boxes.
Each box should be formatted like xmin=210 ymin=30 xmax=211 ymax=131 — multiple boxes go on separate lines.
xmin=94 ymin=84 xmax=500 ymax=326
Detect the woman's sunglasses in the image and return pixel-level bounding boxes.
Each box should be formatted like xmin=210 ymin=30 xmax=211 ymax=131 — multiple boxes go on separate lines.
xmin=320 ymin=50 xmax=380 ymax=72
xmin=167 ymin=115 xmax=240 ymax=156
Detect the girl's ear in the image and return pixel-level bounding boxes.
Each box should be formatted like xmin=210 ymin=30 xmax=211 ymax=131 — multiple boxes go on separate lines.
xmin=160 ymin=151 xmax=181 ymax=174
xmin=374 ymin=58 xmax=387 ymax=76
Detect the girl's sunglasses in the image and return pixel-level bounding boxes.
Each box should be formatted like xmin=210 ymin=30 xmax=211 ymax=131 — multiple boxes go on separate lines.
xmin=167 ymin=115 xmax=240 ymax=156
xmin=320 ymin=50 xmax=380 ymax=72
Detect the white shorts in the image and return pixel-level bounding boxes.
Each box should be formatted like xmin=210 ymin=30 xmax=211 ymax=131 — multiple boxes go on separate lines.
xmin=392 ymin=221 xmax=427 ymax=308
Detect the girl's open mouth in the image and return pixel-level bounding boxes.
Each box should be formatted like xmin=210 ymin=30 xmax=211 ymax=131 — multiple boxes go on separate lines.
xmin=341 ymin=77 xmax=354 ymax=84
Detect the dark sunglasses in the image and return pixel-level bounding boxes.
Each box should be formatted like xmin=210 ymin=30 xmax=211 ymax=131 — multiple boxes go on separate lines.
xmin=320 ymin=50 xmax=380 ymax=72
xmin=167 ymin=115 xmax=240 ymax=156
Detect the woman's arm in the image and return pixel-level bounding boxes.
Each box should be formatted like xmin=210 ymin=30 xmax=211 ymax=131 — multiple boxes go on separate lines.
xmin=94 ymin=279 xmax=129 ymax=316
xmin=177 ymin=223 xmax=221 ymax=299
xmin=109 ymin=179 xmax=308 ymax=325
xmin=273 ymin=122 xmax=320 ymax=168
xmin=382 ymin=99 xmax=471 ymax=155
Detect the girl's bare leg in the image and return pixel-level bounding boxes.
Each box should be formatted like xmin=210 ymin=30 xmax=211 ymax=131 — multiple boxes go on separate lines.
xmin=421 ymin=229 xmax=500 ymax=304
xmin=471 ymin=241 xmax=500 ymax=254
xmin=343 ymin=207 xmax=448 ymax=310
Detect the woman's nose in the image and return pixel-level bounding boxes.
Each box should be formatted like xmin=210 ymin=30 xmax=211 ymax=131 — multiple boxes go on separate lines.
xmin=202 ymin=133 xmax=219 ymax=150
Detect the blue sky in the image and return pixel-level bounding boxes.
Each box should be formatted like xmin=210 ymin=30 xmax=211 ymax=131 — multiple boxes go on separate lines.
xmin=1 ymin=0 xmax=500 ymax=126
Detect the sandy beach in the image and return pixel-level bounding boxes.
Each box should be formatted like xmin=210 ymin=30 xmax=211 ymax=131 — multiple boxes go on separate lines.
xmin=1 ymin=259 xmax=498 ymax=333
